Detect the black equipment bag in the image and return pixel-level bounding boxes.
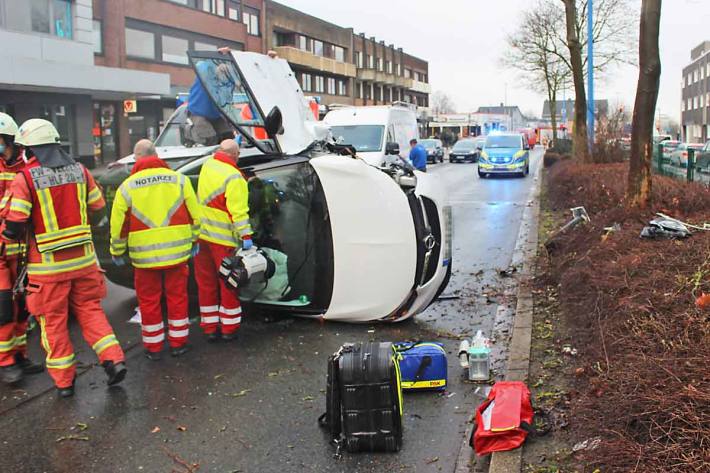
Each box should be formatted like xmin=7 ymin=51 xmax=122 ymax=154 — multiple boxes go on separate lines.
xmin=319 ymin=342 xmax=403 ymax=455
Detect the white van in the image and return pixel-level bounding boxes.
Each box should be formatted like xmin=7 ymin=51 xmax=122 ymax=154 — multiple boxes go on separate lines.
xmin=323 ymin=104 xmax=419 ymax=167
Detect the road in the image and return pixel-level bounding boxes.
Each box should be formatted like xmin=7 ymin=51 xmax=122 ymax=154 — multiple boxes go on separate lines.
xmin=0 ymin=148 xmax=543 ymax=473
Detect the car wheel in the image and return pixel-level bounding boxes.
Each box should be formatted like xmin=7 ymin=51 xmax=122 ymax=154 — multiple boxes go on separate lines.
xmin=478 ymin=170 xmax=486 ymax=178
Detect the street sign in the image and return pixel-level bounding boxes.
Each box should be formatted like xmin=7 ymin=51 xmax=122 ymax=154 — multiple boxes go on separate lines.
xmin=123 ymin=100 xmax=137 ymax=114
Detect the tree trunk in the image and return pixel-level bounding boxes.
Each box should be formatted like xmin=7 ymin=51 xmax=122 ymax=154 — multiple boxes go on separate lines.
xmin=562 ymin=0 xmax=590 ymax=163
xmin=627 ymin=0 xmax=662 ymax=208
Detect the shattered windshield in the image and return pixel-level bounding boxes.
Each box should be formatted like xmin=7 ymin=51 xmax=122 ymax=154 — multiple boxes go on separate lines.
xmin=330 ymin=125 xmax=384 ymax=152
xmin=189 ymin=54 xmax=266 ymax=129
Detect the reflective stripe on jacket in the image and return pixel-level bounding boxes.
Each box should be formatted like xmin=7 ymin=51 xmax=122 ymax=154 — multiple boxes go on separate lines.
xmin=110 ymin=167 xmax=201 ymax=269
xmin=197 ymin=152 xmax=252 ymax=248
xmin=0 ymin=158 xmax=28 ymax=257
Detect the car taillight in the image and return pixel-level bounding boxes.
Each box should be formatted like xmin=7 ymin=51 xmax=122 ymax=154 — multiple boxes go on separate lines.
xmin=683 ymin=152 xmax=688 ymax=157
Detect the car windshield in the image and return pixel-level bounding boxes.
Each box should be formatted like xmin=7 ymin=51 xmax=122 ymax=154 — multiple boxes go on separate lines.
xmin=420 ymin=140 xmax=437 ymax=149
xmin=486 ymin=135 xmax=522 ymax=149
xmin=330 ymin=125 xmax=384 ymax=152
xmin=453 ymin=141 xmax=476 ymax=151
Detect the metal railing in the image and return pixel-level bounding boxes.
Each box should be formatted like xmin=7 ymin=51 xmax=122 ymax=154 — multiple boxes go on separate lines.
xmin=653 ymin=144 xmax=710 ymax=186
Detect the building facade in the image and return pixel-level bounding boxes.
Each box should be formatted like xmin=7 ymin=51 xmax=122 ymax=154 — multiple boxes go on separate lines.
xmin=681 ymin=41 xmax=710 ymax=143
xmin=264 ymin=1 xmax=430 ymax=120
xmin=93 ymin=0 xmax=265 ymax=160
xmin=0 ymin=0 xmax=169 ymax=166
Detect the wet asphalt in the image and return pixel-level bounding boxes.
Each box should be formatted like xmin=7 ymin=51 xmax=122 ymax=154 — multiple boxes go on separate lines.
xmin=0 ymin=149 xmax=542 ymax=473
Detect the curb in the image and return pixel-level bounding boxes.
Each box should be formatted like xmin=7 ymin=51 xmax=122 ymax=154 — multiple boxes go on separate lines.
xmin=487 ymin=155 xmax=542 ymax=473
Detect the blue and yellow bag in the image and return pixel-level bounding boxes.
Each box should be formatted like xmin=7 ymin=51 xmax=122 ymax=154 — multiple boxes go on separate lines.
xmin=394 ymin=342 xmax=447 ymax=391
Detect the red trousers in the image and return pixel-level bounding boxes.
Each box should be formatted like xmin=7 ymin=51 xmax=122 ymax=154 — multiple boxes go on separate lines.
xmin=0 ymin=257 xmax=27 ymax=367
xmin=194 ymin=240 xmax=242 ymax=335
xmin=134 ymin=265 xmax=189 ymax=352
xmin=26 ymin=270 xmax=125 ymax=388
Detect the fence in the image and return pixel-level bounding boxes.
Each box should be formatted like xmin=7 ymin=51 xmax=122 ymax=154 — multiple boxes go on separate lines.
xmin=653 ymin=144 xmax=710 ymax=186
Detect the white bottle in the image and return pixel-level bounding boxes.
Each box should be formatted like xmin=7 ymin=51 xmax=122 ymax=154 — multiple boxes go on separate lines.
xmin=458 ymin=340 xmax=471 ymax=368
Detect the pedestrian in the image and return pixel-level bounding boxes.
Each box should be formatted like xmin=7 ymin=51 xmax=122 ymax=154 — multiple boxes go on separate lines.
xmin=2 ymin=119 xmax=126 ymax=397
xmin=0 ymin=113 xmax=42 ymax=384
xmin=110 ymin=139 xmax=201 ymax=360
xmin=195 ymin=138 xmax=253 ymax=341
xmin=409 ymin=139 xmax=427 ymax=172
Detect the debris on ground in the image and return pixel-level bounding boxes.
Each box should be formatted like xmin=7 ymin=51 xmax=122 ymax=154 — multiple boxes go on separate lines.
xmin=640 ymin=217 xmax=691 ymax=239
xmin=572 ymin=437 xmax=601 ymax=453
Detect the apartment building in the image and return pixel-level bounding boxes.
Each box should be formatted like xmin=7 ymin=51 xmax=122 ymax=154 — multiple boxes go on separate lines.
xmin=681 ymin=41 xmax=710 ymax=143
xmin=0 ymin=0 xmax=169 ymax=166
xmin=93 ymin=0 xmax=264 ymax=160
xmin=264 ymin=0 xmax=430 ymax=119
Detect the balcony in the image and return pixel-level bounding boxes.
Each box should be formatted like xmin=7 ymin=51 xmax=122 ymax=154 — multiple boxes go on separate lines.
xmin=357 ymin=68 xmax=396 ymax=84
xmin=274 ymin=47 xmax=356 ymax=78
xmin=409 ymin=79 xmax=432 ymax=94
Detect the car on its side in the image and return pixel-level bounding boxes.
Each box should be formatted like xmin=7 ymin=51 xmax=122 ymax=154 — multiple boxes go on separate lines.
xmin=421 ymin=138 xmax=444 ymax=164
xmin=449 ymin=139 xmax=479 ymax=163
xmin=669 ymin=143 xmax=704 ymax=167
xmin=478 ymin=133 xmax=530 ymax=178
xmin=94 ymin=51 xmax=451 ymax=323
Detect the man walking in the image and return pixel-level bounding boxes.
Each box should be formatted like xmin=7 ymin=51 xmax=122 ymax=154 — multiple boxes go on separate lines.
xmin=0 ymin=113 xmax=42 ymax=384
xmin=409 ymin=139 xmax=427 ymax=172
xmin=110 ymin=140 xmax=201 ymax=360
xmin=195 ymin=139 xmax=253 ymax=341
xmin=3 ymin=119 xmax=125 ymax=397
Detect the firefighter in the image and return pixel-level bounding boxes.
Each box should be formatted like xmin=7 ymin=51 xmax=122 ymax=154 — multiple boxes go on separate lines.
xmin=195 ymin=138 xmax=253 ymax=341
xmin=3 ymin=119 xmax=126 ymax=397
xmin=0 ymin=113 xmax=43 ymax=384
xmin=110 ymin=140 xmax=201 ymax=360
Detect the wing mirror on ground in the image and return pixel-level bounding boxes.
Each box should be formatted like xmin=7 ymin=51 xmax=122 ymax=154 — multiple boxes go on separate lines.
xmin=386 ymin=142 xmax=400 ymax=155
xmin=264 ymin=106 xmax=284 ymax=137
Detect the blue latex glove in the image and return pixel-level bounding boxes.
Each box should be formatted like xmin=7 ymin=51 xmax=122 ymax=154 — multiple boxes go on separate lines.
xmin=242 ymin=238 xmax=253 ymax=251
xmin=191 ymin=243 xmax=200 ymax=258
xmin=112 ymin=256 xmax=126 ymax=267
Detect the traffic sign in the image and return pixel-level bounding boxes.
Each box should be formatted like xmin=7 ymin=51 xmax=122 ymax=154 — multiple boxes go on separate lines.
xmin=123 ymin=100 xmax=137 ymax=114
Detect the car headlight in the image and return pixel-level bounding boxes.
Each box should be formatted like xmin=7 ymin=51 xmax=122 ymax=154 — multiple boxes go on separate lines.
xmin=479 ymin=151 xmax=489 ymax=162
xmin=513 ymin=151 xmax=527 ymax=163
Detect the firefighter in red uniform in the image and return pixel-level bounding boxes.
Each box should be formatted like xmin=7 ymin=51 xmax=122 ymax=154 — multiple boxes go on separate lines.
xmin=195 ymin=138 xmax=253 ymax=341
xmin=3 ymin=119 xmax=126 ymax=397
xmin=110 ymin=140 xmax=201 ymax=360
xmin=0 ymin=113 xmax=43 ymax=384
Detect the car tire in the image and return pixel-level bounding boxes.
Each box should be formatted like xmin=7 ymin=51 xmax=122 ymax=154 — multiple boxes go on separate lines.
xmin=478 ymin=170 xmax=486 ymax=178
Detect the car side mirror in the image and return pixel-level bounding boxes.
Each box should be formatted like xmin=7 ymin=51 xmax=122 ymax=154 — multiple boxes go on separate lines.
xmin=386 ymin=142 xmax=400 ymax=155
xmin=264 ymin=106 xmax=283 ymax=137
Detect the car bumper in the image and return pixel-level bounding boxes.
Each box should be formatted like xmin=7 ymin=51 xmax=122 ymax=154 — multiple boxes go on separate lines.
xmin=479 ymin=162 xmax=526 ymax=173
xmin=450 ymin=155 xmax=474 ymax=162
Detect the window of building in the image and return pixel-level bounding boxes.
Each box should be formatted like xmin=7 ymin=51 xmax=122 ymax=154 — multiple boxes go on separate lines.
xmin=338 ymin=80 xmax=347 ymax=96
xmin=243 ymin=7 xmax=260 ymax=36
xmin=315 ymin=76 xmax=325 ymax=94
xmin=227 ymin=0 xmax=239 ymax=20
xmin=375 ymin=85 xmax=382 ymax=102
xmin=707 ymin=92 xmax=710 ymax=108
xmin=688 ymin=74 xmax=692 ymax=86
xmin=356 ymin=82 xmax=362 ymax=99
xmin=414 ymin=71 xmax=420 ymax=81
xmin=21 ymin=0 xmax=73 ymax=38
xmin=194 ymin=40 xmax=216 ymax=51
xmin=404 ymin=68 xmax=411 ymax=78
xmin=302 ymin=73 xmax=312 ymax=92
xmin=334 ymin=46 xmax=345 ymax=63
xmin=196 ymin=0 xmax=225 ymax=15
xmin=327 ymin=78 xmax=336 ymax=95
xmin=273 ymin=31 xmax=295 ymax=48
xmin=356 ymin=51 xmax=364 ymax=68
xmin=162 ymin=35 xmax=189 ymax=64
xmin=126 ymin=27 xmax=156 ymax=60
xmin=386 ymin=61 xmax=392 ymax=74
xmin=92 ymin=19 xmax=103 ymax=55
xmin=688 ymin=98 xmax=692 ymax=111
xmin=396 ymin=63 xmax=401 ymax=76
xmin=694 ymin=70 xmax=699 ymax=83
xmin=681 ymin=100 xmax=685 ymax=112
xmin=367 ymin=55 xmax=374 ymax=69
xmin=377 ymin=57 xmax=383 ymax=71
xmin=313 ymin=40 xmax=324 ymax=57
xmin=694 ymin=96 xmax=698 ymax=109
xmin=702 ymin=66 xmax=706 ymax=80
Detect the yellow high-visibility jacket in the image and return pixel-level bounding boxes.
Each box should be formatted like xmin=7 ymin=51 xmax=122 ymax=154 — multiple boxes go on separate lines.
xmin=197 ymin=152 xmax=252 ymax=248
xmin=110 ymin=164 xmax=201 ymax=269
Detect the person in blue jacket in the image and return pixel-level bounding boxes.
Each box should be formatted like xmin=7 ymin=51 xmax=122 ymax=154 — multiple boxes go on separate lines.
xmin=409 ymin=139 xmax=427 ymax=172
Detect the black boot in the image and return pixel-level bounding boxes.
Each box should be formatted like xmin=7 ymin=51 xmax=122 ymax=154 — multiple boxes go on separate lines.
xmin=170 ymin=345 xmax=190 ymax=357
xmin=0 ymin=364 xmax=23 ymax=385
xmin=57 ymin=383 xmax=75 ymax=398
xmin=206 ymin=331 xmax=220 ymax=343
xmin=221 ymin=331 xmax=238 ymax=342
xmin=14 ymin=353 xmax=44 ymax=374
xmin=144 ymin=350 xmax=162 ymax=362
xmin=102 ymin=361 xmax=127 ymax=386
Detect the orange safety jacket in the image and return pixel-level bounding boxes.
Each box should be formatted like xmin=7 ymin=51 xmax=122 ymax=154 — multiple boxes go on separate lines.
xmin=4 ymin=157 xmax=105 ymax=281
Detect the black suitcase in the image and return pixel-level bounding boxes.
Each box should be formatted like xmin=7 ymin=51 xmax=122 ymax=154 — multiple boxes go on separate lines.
xmin=319 ymin=342 xmax=403 ymax=455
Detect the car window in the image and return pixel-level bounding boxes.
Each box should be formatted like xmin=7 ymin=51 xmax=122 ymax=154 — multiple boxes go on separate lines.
xmin=330 ymin=125 xmax=385 ymax=152
xmin=485 ymin=135 xmax=523 ymax=149
xmin=452 ymin=141 xmax=476 ymax=151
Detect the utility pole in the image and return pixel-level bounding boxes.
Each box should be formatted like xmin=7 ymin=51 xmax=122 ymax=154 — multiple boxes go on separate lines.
xmin=587 ymin=0 xmax=595 ymax=153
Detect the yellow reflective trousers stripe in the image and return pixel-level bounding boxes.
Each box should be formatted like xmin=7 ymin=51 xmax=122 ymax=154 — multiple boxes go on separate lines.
xmin=92 ymin=334 xmax=119 ymax=355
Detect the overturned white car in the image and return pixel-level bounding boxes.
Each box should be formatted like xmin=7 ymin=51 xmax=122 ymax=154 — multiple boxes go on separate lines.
xmin=95 ymin=51 xmax=451 ymax=322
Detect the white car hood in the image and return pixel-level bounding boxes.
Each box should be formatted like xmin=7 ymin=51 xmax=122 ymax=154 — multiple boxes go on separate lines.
xmin=232 ymin=52 xmax=319 ymax=156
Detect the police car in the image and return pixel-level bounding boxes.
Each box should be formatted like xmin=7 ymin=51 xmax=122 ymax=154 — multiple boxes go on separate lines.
xmin=477 ymin=133 xmax=531 ymax=178
xmin=94 ymin=51 xmax=451 ymax=323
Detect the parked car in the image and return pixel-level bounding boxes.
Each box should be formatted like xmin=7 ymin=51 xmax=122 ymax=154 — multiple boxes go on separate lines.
xmin=449 ymin=139 xmax=480 ymax=163
xmin=323 ymin=104 xmax=418 ymax=167
xmin=695 ymin=140 xmax=710 ymax=173
xmin=478 ymin=133 xmax=530 ymax=178
xmin=420 ymin=138 xmax=444 ymax=163
xmin=94 ymin=51 xmax=451 ymax=323
xmin=659 ymin=139 xmax=680 ymax=159
xmin=669 ymin=143 xmax=704 ymax=167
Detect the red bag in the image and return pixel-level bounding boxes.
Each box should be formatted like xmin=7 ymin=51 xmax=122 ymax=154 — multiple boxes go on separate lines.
xmin=470 ymin=381 xmax=534 ymax=456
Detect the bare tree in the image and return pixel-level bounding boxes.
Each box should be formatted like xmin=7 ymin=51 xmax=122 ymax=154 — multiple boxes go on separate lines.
xmin=627 ymin=0 xmax=662 ymax=208
xmin=431 ymin=91 xmax=456 ymax=115
xmin=503 ymin=0 xmax=569 ymax=145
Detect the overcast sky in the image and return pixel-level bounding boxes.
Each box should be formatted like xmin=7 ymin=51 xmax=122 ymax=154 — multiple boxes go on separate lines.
xmin=278 ymin=0 xmax=710 ymax=122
